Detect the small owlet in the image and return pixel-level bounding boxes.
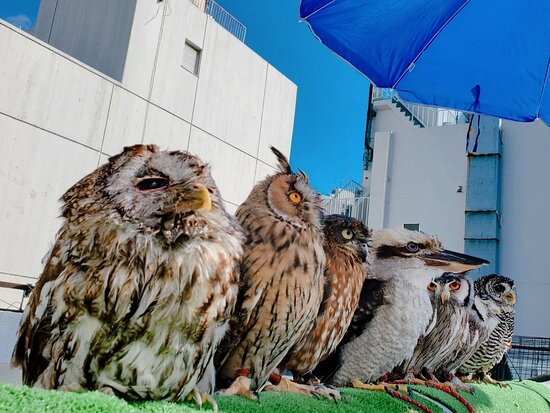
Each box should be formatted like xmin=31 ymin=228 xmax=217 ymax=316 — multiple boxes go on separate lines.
xmin=314 ymin=228 xmax=488 ymax=387
xmin=281 ymin=215 xmax=370 ymax=384
xmin=458 ymin=274 xmax=516 ymax=384
xmin=12 ymin=144 xmax=243 ymax=403
xmin=405 ymin=273 xmax=476 ymax=379
xmin=217 ymin=147 xmax=325 ymax=398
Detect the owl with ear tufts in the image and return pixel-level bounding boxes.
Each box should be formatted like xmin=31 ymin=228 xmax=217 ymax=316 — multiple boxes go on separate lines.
xmin=12 ymin=144 xmax=243 ymax=405
xmin=403 ymin=273 xmax=476 ymax=382
xmin=217 ymin=146 xmax=325 ymax=398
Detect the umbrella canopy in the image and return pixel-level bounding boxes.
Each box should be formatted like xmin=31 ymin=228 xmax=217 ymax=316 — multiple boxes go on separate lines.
xmin=300 ymin=0 xmax=550 ymax=123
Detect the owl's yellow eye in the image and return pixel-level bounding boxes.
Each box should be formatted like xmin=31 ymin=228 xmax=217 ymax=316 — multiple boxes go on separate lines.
xmin=288 ymin=191 xmax=302 ymax=204
xmin=341 ymin=229 xmax=354 ymax=240
xmin=427 ymin=282 xmax=437 ymax=292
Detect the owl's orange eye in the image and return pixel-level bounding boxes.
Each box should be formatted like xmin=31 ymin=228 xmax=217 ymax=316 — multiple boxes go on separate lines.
xmin=288 ymin=191 xmax=302 ymax=204
xmin=427 ymin=282 xmax=437 ymax=291
xmin=449 ymin=281 xmax=461 ymax=291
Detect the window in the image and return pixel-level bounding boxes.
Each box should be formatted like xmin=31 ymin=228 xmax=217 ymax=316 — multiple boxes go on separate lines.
xmin=404 ymin=223 xmax=419 ymax=231
xmin=182 ymin=41 xmax=201 ymax=75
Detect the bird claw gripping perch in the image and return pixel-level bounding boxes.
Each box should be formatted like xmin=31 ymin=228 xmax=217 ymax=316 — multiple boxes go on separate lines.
xmin=186 ymin=387 xmax=219 ymax=413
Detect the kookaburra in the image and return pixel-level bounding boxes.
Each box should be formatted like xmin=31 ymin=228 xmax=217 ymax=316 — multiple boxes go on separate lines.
xmin=314 ymin=228 xmax=488 ymax=388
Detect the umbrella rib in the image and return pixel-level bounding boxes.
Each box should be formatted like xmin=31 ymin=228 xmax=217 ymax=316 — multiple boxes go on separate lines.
xmin=535 ymin=56 xmax=550 ymax=119
xmin=392 ymin=0 xmax=470 ymax=89
xmin=300 ymin=0 xmax=337 ymax=21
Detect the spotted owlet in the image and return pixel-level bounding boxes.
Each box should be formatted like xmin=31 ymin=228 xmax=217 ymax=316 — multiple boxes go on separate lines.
xmin=12 ymin=144 xmax=243 ymax=403
xmin=314 ymin=228 xmax=488 ymax=388
xmin=281 ymin=215 xmax=370 ymax=384
xmin=458 ymin=274 xmax=516 ymax=384
xmin=217 ymin=147 xmax=325 ymax=398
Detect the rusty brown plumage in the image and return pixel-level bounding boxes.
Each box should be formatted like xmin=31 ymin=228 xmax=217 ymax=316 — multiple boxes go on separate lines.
xmin=12 ymin=144 xmax=243 ymax=401
xmin=216 ymin=147 xmax=325 ymax=393
xmin=281 ymin=215 xmax=371 ymax=381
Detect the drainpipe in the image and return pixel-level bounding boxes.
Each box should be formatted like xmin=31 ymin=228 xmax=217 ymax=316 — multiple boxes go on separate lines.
xmin=464 ymin=116 xmax=501 ymax=276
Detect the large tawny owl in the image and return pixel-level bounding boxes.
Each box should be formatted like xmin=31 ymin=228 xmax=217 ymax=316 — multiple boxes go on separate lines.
xmin=280 ymin=215 xmax=370 ymax=384
xmin=12 ymin=144 xmax=243 ymax=403
xmin=314 ymin=228 xmax=488 ymax=388
xmin=217 ymin=147 xmax=325 ymax=398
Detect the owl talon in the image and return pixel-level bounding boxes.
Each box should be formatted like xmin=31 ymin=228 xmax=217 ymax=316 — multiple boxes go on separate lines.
xmin=99 ymin=386 xmax=116 ymax=396
xmin=58 ymin=383 xmax=85 ymax=392
xmin=264 ymin=376 xmax=314 ymax=397
xmin=186 ymin=387 xmax=218 ymax=412
xmin=481 ymin=374 xmax=508 ymax=387
xmin=311 ymin=384 xmax=342 ymax=402
xmin=218 ymin=376 xmax=257 ymax=401
xmin=351 ymin=379 xmax=407 ymax=393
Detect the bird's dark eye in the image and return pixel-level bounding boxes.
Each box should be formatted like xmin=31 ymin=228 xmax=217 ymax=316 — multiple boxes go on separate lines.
xmin=136 ymin=177 xmax=169 ymax=191
xmin=341 ymin=229 xmax=354 ymax=240
xmin=427 ymin=282 xmax=437 ymax=292
xmin=494 ymin=284 xmax=505 ymax=293
xmin=406 ymin=242 xmax=420 ymax=252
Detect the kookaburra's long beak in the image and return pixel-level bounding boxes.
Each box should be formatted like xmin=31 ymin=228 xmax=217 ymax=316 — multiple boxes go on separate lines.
xmin=421 ymin=250 xmax=489 ymax=272
xmin=175 ymin=183 xmax=212 ymax=213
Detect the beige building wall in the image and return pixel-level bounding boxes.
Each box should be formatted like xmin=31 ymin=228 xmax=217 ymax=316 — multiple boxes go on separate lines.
xmin=0 ymin=0 xmax=296 ymax=314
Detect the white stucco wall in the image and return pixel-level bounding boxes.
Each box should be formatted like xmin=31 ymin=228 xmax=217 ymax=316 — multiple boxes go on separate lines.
xmin=369 ymin=102 xmax=550 ymax=338
xmin=500 ymin=119 xmax=550 ymax=337
xmin=0 ymin=1 xmax=296 ymax=312
xmin=368 ymin=102 xmax=469 ymax=252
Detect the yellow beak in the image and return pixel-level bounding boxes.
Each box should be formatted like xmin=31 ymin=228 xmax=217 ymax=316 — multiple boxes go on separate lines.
xmin=174 ymin=183 xmax=212 ymax=213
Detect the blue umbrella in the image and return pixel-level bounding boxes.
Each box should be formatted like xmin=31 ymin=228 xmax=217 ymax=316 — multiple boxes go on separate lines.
xmin=300 ymin=0 xmax=550 ymax=123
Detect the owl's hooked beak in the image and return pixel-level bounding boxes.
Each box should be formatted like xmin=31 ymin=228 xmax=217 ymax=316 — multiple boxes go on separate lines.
xmin=356 ymin=242 xmax=369 ymax=262
xmin=438 ymin=289 xmax=451 ymax=304
xmin=505 ymin=292 xmax=516 ymax=305
xmin=421 ymin=249 xmax=489 ymax=273
xmin=160 ymin=184 xmax=212 ymax=243
xmin=174 ymin=184 xmax=212 ymax=214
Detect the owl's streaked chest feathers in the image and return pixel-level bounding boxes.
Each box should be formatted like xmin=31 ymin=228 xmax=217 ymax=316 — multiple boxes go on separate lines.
xmin=35 ymin=216 xmax=241 ymax=399
xmin=283 ymin=244 xmax=365 ymax=374
xmin=217 ymin=148 xmax=326 ymax=390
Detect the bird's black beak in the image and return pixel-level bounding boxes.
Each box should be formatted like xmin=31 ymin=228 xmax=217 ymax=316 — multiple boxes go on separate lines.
xmin=355 ymin=242 xmax=369 ymax=263
xmin=421 ymin=250 xmax=489 ymax=272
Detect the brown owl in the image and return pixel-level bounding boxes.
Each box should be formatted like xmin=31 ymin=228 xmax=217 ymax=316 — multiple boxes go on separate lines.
xmin=12 ymin=144 xmax=243 ymax=405
xmin=280 ymin=215 xmax=370 ymax=389
xmin=216 ymin=147 xmax=325 ymax=398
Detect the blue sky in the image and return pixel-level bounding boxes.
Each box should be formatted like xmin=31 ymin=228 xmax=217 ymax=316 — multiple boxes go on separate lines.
xmin=0 ymin=0 xmax=370 ymax=194
xmin=216 ymin=1 xmax=370 ymax=194
xmin=0 ymin=0 xmax=39 ymax=31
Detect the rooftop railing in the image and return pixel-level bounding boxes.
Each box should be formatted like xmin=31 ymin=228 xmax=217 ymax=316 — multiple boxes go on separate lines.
xmin=324 ymin=181 xmax=369 ymax=225
xmin=372 ymin=87 xmax=468 ymax=128
xmin=190 ymin=0 xmax=246 ymax=42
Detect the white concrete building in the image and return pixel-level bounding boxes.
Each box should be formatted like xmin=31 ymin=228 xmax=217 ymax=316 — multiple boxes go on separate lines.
xmin=366 ymin=90 xmax=550 ymax=340
xmin=0 ymin=0 xmax=296 ymax=346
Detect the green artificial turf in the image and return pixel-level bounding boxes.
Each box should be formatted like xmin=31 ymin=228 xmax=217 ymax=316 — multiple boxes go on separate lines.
xmin=1 ymin=381 xmax=549 ymax=413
